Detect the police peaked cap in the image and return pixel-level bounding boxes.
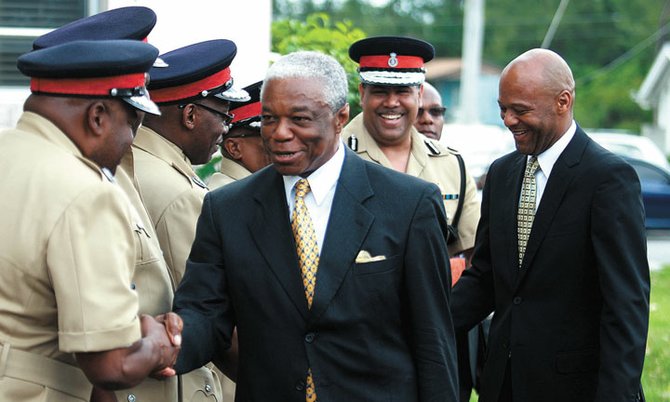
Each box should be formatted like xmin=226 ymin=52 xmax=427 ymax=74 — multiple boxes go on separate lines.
xmin=229 ymin=80 xmax=262 ymax=129
xmin=147 ymin=39 xmax=249 ymax=104
xmin=349 ymin=36 xmax=435 ymax=86
xmin=18 ymin=39 xmax=161 ymax=115
xmin=32 ymin=7 xmax=157 ymax=50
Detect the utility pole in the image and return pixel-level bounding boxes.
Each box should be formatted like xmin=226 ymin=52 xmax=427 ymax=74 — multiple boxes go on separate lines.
xmin=541 ymin=0 xmax=570 ymax=49
xmin=459 ymin=0 xmax=484 ymax=124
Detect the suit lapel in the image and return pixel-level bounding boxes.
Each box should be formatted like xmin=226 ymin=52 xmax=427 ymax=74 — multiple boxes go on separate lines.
xmin=310 ymin=149 xmax=374 ymax=322
xmin=516 ymin=128 xmax=589 ymax=288
xmin=249 ymin=168 xmax=309 ymax=320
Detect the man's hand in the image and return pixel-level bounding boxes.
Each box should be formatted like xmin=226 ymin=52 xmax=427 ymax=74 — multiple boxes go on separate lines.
xmin=140 ymin=313 xmax=182 ymax=379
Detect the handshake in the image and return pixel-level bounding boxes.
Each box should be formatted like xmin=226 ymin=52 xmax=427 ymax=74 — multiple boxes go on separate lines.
xmin=146 ymin=312 xmax=184 ymax=379
xmin=82 ymin=312 xmax=184 ymax=402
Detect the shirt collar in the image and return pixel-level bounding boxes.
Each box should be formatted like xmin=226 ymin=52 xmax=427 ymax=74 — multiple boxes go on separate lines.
xmin=283 ymin=141 xmax=345 ymax=205
xmin=534 ymin=120 xmax=576 ymax=177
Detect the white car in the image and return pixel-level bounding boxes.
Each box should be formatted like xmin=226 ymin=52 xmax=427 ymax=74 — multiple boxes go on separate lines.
xmin=587 ymin=131 xmax=670 ymax=170
xmin=440 ymin=123 xmax=515 ymax=189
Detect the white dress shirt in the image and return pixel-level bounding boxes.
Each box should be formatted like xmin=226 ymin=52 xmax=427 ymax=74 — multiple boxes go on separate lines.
xmin=283 ymin=142 xmax=345 ymax=250
xmin=524 ymin=120 xmax=576 ymax=211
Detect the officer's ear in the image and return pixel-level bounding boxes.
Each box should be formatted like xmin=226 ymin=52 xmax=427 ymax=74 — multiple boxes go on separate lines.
xmin=86 ymin=100 xmax=110 ymax=138
xmin=179 ymin=103 xmax=197 ymax=130
xmin=223 ymin=137 xmax=243 ymax=161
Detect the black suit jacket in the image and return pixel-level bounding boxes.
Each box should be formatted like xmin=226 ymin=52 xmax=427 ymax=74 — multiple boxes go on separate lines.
xmin=451 ymin=127 xmax=649 ymax=402
xmin=174 ymin=148 xmax=458 ymax=402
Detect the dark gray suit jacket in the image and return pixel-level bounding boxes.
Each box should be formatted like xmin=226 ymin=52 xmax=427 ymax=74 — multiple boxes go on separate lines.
xmin=174 ymin=148 xmax=458 ymax=402
xmin=452 ymin=127 xmax=649 ymax=402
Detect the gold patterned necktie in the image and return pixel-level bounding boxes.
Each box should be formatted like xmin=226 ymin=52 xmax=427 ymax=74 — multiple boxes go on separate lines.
xmin=290 ymin=178 xmax=319 ymax=402
xmin=517 ymin=156 xmax=540 ymax=267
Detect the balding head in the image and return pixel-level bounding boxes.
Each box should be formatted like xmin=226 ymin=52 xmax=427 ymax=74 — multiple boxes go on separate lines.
xmin=503 ymin=48 xmax=575 ymax=102
xmin=498 ymin=48 xmax=575 ymax=155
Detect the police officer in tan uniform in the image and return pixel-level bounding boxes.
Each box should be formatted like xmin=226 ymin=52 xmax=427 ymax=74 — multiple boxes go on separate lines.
xmin=31 ymin=8 xmax=220 ymax=401
xmin=0 ymin=39 xmax=181 ymax=402
xmin=121 ymin=39 xmax=248 ymax=401
xmin=209 ymin=81 xmax=270 ymax=190
xmin=124 ymin=39 xmax=248 ymax=287
xmin=341 ymin=36 xmax=480 ymax=261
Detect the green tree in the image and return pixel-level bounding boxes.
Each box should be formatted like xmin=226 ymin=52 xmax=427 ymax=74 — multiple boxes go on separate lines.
xmin=272 ymin=12 xmax=367 ymax=116
xmin=274 ymin=0 xmax=669 ymax=131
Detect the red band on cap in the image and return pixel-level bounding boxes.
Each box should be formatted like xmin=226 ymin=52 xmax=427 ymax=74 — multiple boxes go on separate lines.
xmin=359 ymin=55 xmax=424 ymax=69
xmin=31 ymin=73 xmax=146 ymax=96
xmin=231 ymin=101 xmax=261 ymax=123
xmin=149 ymin=68 xmax=232 ymax=103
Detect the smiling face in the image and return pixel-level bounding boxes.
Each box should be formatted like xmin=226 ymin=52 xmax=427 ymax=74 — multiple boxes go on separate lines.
xmin=359 ymin=83 xmax=422 ymax=146
xmin=261 ymin=76 xmax=348 ymax=177
xmin=185 ymin=98 xmax=231 ymax=165
xmin=497 ymin=50 xmax=574 ymax=156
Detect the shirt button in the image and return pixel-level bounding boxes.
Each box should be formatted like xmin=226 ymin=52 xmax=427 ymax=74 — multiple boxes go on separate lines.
xmin=513 ymin=296 xmax=522 ymax=305
xmin=305 ymin=332 xmax=315 ymax=343
xmin=127 ymin=395 xmax=136 ymax=402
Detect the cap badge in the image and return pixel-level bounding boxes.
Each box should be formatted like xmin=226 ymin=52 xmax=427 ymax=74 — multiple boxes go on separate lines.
xmin=388 ymin=52 xmax=398 ymax=68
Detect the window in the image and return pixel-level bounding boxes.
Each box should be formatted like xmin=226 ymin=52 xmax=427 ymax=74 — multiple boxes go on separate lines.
xmin=0 ymin=0 xmax=88 ymax=86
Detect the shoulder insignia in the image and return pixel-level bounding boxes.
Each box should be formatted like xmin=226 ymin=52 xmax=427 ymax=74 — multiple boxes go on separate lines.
xmin=347 ymin=134 xmax=359 ymax=152
xmin=192 ymin=175 xmax=209 ymax=190
xmin=423 ymin=139 xmax=441 ymax=156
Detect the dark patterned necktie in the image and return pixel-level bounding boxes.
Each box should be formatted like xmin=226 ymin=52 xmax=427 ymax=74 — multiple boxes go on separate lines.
xmin=517 ymin=157 xmax=539 ymax=267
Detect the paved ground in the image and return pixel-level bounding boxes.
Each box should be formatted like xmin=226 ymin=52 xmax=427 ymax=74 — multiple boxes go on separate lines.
xmin=647 ymin=230 xmax=670 ymax=271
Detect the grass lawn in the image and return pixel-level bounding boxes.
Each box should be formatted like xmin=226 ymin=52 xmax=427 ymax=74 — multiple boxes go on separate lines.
xmin=643 ymin=266 xmax=670 ymax=401
xmin=469 ymin=266 xmax=670 ymax=401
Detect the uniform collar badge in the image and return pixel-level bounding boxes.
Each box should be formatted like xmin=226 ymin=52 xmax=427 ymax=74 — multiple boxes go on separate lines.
xmin=192 ymin=175 xmax=208 ymax=189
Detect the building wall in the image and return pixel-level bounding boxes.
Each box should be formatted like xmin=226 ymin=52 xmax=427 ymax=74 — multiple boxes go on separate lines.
xmin=0 ymin=0 xmax=272 ymax=130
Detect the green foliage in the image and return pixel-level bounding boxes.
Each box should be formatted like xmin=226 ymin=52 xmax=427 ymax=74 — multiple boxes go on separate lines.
xmin=272 ymin=13 xmax=367 ymax=116
xmin=273 ymin=0 xmax=669 ymax=132
xmin=195 ymin=154 xmax=221 ymax=181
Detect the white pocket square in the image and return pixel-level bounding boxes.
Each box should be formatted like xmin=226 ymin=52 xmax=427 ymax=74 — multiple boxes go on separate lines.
xmin=355 ymin=250 xmax=386 ymax=263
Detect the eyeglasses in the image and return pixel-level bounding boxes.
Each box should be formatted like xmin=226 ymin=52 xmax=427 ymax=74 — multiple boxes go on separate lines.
xmin=418 ymin=106 xmax=447 ymax=118
xmin=227 ymin=132 xmax=261 ymax=139
xmin=179 ymin=103 xmax=235 ymax=127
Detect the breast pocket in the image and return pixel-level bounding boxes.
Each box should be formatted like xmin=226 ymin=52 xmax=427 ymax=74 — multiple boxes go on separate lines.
xmin=132 ymin=220 xmax=160 ymax=265
xmin=353 ymin=255 xmax=401 ymax=276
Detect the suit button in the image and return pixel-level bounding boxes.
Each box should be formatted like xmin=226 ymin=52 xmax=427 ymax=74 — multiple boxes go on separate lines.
xmin=502 ymin=341 xmax=509 ymax=349
xmin=127 ymin=395 xmax=136 ymax=402
xmin=513 ymin=296 xmax=522 ymax=305
xmin=295 ymin=380 xmax=305 ymax=391
xmin=205 ymin=384 xmax=212 ymax=393
xmin=305 ymin=332 xmax=315 ymax=343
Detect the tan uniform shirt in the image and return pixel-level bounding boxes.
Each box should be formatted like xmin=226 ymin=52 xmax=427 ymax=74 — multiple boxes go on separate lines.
xmin=0 ymin=112 xmax=141 ymax=402
xmin=342 ymin=113 xmax=481 ymax=256
xmin=125 ymin=126 xmax=208 ymax=287
xmin=207 ymin=157 xmax=252 ymax=190
xmin=120 ymin=127 xmax=225 ymax=402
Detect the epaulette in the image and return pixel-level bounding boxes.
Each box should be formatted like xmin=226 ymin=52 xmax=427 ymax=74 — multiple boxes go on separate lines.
xmin=347 ymin=134 xmax=359 ymax=152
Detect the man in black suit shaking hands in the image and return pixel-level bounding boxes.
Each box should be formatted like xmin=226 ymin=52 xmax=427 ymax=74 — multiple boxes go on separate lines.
xmin=173 ymin=50 xmax=458 ymax=402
